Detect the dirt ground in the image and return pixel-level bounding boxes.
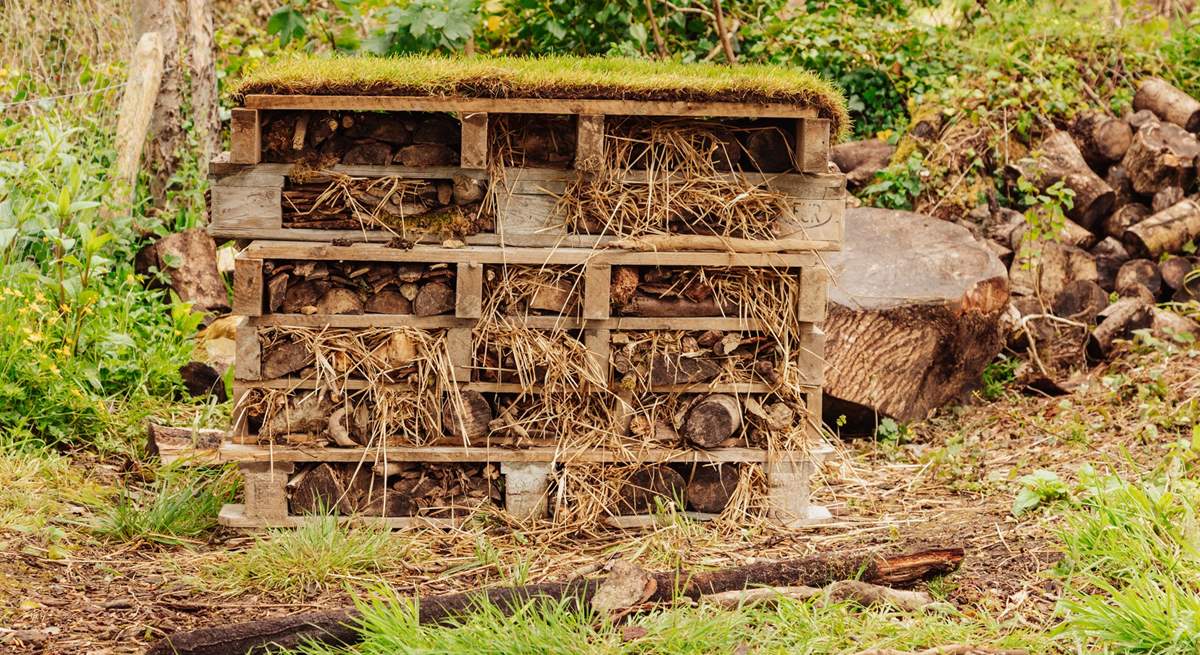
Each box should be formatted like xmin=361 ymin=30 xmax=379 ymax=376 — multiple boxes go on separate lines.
xmin=2 ymin=346 xmax=1192 ymax=655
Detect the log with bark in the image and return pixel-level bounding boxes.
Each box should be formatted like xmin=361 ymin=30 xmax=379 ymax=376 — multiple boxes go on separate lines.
xmin=823 ymin=209 xmax=1009 ymax=426
xmin=1069 ymin=110 xmax=1133 ymax=169
xmin=1134 ymin=77 xmax=1200 ymax=133
xmin=266 ymin=260 xmax=455 ymax=316
xmin=681 ymin=463 xmax=741 ymax=513
xmin=681 ymin=394 xmax=743 ymax=448
xmin=146 ymin=423 xmax=223 ymax=465
xmin=146 ymin=547 xmax=966 ymax=655
xmin=1123 ymin=198 xmax=1200 ymax=259
xmin=1120 ymin=121 xmax=1200 ymax=194
xmin=288 ymin=462 xmax=499 ymax=518
xmin=1005 ymin=130 xmax=1115 ymax=230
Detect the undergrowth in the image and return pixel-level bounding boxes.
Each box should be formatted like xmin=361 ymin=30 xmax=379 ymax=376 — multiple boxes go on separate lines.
xmin=92 ymin=464 xmax=239 ymax=546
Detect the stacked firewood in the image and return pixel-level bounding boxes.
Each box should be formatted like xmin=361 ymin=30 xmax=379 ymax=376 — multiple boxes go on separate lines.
xmin=612 ymin=330 xmax=784 ymax=389
xmin=287 ymin=462 xmax=501 ymax=518
xmin=978 ymin=78 xmax=1200 ymax=382
xmin=610 ymin=266 xmax=741 ymax=317
xmin=262 ymin=111 xmax=462 ymax=167
xmin=264 ymin=259 xmax=456 ymax=316
xmin=281 ymin=174 xmax=491 ymax=234
xmin=559 ymin=462 xmax=748 ymax=517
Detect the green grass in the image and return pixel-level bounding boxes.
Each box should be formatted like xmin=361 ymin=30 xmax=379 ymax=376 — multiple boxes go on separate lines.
xmin=287 ymin=590 xmax=1049 ymax=655
xmin=235 ymin=54 xmax=850 ymax=137
xmin=202 ymin=515 xmax=425 ymax=597
xmin=91 ymin=464 xmax=239 ymax=545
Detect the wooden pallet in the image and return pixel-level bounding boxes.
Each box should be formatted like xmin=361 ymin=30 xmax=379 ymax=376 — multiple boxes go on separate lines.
xmin=217 ymin=442 xmax=833 ymax=529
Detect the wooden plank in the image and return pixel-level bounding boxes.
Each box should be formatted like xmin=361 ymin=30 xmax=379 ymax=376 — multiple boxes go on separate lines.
xmin=247 ymin=313 xmax=787 ymax=332
xmin=796 ymin=324 xmax=825 ymax=388
xmin=796 ymin=118 xmax=831 ymax=174
xmin=234 ymin=377 xmax=815 ymax=396
xmin=575 ymin=114 xmax=605 ymax=170
xmin=582 ymin=263 xmax=611 ymax=320
xmin=460 ymin=111 xmax=488 ymax=169
xmin=242 ymin=241 xmax=824 ymax=267
xmin=244 ymin=94 xmax=820 ymax=119
xmin=234 ymin=322 xmax=261 ymax=380
xmin=797 ymin=266 xmax=828 ymax=323
xmin=219 ymin=503 xmax=460 ymax=529
xmin=230 ymin=108 xmax=261 ymax=164
xmin=455 ymin=262 xmax=483 ymax=319
xmin=113 ymin=32 xmax=164 ymax=204
xmin=584 ymin=328 xmax=610 ymax=383
xmin=212 ymin=185 xmax=282 ymax=230
xmin=495 ymin=193 xmax=565 ymax=238
xmin=232 ymin=257 xmax=264 ymax=316
xmin=446 ymin=327 xmax=473 ymax=383
xmin=220 ymin=443 xmax=792 ymax=464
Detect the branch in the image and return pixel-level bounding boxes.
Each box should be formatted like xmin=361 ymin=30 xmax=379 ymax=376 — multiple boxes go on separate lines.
xmin=711 ymin=0 xmax=737 ymax=64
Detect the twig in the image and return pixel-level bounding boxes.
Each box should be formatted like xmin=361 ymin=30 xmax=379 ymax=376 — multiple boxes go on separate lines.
xmin=710 ymin=0 xmax=737 ymax=64
xmin=643 ymin=0 xmax=669 ymax=59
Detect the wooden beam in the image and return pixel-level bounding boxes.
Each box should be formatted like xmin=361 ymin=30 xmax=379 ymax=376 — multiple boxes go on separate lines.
xmin=219 ymin=443 xmax=805 ymax=464
xmin=795 ymin=118 xmax=831 ymax=173
xmin=455 ymin=262 xmax=483 ymax=319
xmin=232 ymin=257 xmax=264 ymax=316
xmin=460 ymin=111 xmax=488 ymax=169
xmin=230 ymin=108 xmax=261 ymax=164
xmin=575 ymin=114 xmax=605 ymax=170
xmin=243 ymin=95 xmax=820 ymax=119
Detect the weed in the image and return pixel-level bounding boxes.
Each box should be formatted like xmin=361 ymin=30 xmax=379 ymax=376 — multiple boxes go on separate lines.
xmin=92 ymin=464 xmax=238 ymax=545
xmin=1012 ymin=469 xmax=1070 ymax=516
xmin=980 ymin=356 xmax=1019 ymax=401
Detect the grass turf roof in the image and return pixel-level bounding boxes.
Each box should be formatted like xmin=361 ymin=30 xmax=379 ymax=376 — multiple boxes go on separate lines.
xmin=236 ymin=55 xmax=849 ymax=138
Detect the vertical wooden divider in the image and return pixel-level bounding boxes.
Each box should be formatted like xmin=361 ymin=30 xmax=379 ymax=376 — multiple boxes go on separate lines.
xmin=460 ymin=112 xmax=489 ymax=169
xmin=230 ymin=108 xmax=261 ymax=164
xmin=575 ymin=114 xmax=606 ymax=170
xmin=455 ymin=262 xmax=484 ymax=318
xmin=582 ymin=263 xmax=611 ymax=320
xmin=233 ymin=257 xmax=264 ymax=316
xmin=795 ymin=118 xmax=831 ymax=174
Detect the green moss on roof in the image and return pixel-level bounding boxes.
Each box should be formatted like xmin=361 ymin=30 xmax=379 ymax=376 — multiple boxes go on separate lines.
xmin=236 ymin=55 xmax=849 ymax=138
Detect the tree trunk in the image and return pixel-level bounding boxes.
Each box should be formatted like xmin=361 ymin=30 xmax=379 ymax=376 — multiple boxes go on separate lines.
xmin=1069 ymin=111 xmax=1132 ymax=169
xmin=1123 ymin=199 xmax=1200 ymax=258
xmin=146 ymin=547 xmax=965 ymax=655
xmin=186 ymin=0 xmax=220 ymax=166
xmin=1120 ymin=122 xmax=1200 ymax=194
xmin=1006 ymin=131 xmax=1115 ymax=230
xmin=681 ymin=394 xmax=742 ymax=448
xmin=1134 ymin=77 xmax=1200 ymax=133
xmin=824 ymin=209 xmax=1009 ymax=426
xmin=134 ymin=0 xmax=184 ymax=206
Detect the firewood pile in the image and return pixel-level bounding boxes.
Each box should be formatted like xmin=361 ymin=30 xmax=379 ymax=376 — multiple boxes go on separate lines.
xmin=982 ymin=78 xmax=1200 ymax=385
xmin=262 ymin=111 xmax=463 ymax=167
xmin=281 ymin=173 xmax=492 ymax=235
xmin=263 ymin=259 xmax=457 ymax=316
xmin=287 ymin=462 xmax=501 ymax=518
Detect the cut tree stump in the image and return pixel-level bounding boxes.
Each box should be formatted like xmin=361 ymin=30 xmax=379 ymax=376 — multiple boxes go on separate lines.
xmin=1134 ymin=77 xmax=1200 ymax=133
xmin=823 ymin=208 xmax=1009 ymax=425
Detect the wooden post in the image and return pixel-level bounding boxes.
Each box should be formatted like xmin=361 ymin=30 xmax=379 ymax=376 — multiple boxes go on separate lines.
xmin=240 ymin=461 xmax=294 ymax=521
xmin=112 ymin=32 xmax=164 ymax=219
xmin=234 ymin=321 xmax=262 ymax=380
xmin=186 ymin=0 xmax=220 ymax=165
xmin=575 ymin=115 xmax=605 ymax=170
xmin=795 ymin=119 xmax=831 ymax=174
xmin=582 ymin=263 xmax=611 ymax=320
xmin=230 ymin=108 xmax=262 ymax=164
xmin=134 ymin=0 xmax=183 ymax=205
xmin=446 ymin=328 xmax=473 ymax=383
xmin=455 ymin=262 xmax=483 ymax=319
xmin=233 ymin=258 xmax=264 ymax=316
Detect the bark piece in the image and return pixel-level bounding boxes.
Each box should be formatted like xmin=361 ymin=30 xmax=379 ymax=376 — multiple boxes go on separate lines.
xmin=396 ymin=143 xmax=457 ymax=167
xmin=179 ymin=362 xmax=226 ymax=401
xmin=617 ymin=296 xmax=735 ymax=317
xmin=826 ymin=580 xmax=935 ymax=612
xmin=261 ymin=395 xmax=329 ymax=437
xmin=1070 ymin=111 xmax=1133 ymax=168
xmin=1052 ymin=279 xmax=1109 ymax=323
xmin=442 ymin=391 xmax=492 ymax=440
xmin=266 ymin=273 xmax=289 ymax=313
xmin=1118 ymin=283 xmax=1156 ymax=305
xmin=1124 ymin=199 xmax=1200 ymax=258
xmin=1006 ymin=130 xmax=1115 ymax=229
xmin=681 ymin=394 xmax=742 ymax=448
xmin=683 ymin=463 xmax=740 ymax=513
xmin=1102 ymin=203 xmax=1152 ymax=240
xmin=1121 ymin=122 xmax=1200 ymax=194
xmin=701 ymin=586 xmax=819 ymax=608
xmin=1087 ymin=299 xmax=1154 ymax=360
xmin=147 ymin=548 xmax=965 ymax=655
xmin=146 ymin=423 xmax=223 ymax=464
xmin=1134 ymin=77 xmax=1200 ymax=132
xmin=451 ymin=174 xmax=485 ymax=205
xmin=647 ymin=353 xmax=722 ymax=387
xmin=615 ymin=465 xmax=687 ymax=514
xmin=261 ymin=341 xmax=314 ymax=379
xmin=1115 ymin=259 xmax=1162 ymax=297
xmin=825 ymin=209 xmax=1010 ymax=425
xmin=527 ymin=279 xmax=574 ymax=313
xmin=365 ymin=289 xmax=413 ymax=314
xmin=134 ymin=0 xmax=183 ymax=204
xmin=830 ymin=139 xmax=894 ymax=188
xmin=317 ymin=288 xmax=364 ymax=315
xmin=591 ymin=560 xmax=657 ymax=618
xmin=140 ymin=228 xmax=230 ymax=313
xmin=414 ymin=281 xmax=455 ymax=316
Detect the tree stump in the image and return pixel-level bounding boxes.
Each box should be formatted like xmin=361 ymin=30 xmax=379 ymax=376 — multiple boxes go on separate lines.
xmin=823 ymin=209 xmax=1009 ymax=425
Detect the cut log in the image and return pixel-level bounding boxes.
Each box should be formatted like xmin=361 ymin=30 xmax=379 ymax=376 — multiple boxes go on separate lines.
xmin=1127 ymin=109 xmax=1160 ymax=131
xmin=260 ymin=394 xmax=329 ymax=437
xmin=1133 ymin=77 xmax=1200 ymax=133
xmin=742 ymin=129 xmax=786 ymax=172
xmin=681 ymin=394 xmax=742 ymax=448
xmin=282 ymin=280 xmax=329 ymax=314
xmin=1124 ymin=199 xmax=1200 ymax=258
xmin=138 ymin=228 xmax=230 ymax=313
xmin=1091 ymin=236 xmax=1130 ymax=291
xmin=1009 ymin=240 xmax=1098 ymax=301
xmin=1115 ymin=259 xmax=1162 ymax=297
xmin=289 ymin=463 xmax=353 ymax=515
xmin=146 ymin=547 xmax=965 ymax=655
xmin=527 ymin=279 xmax=574 ymax=313
xmin=1087 ymin=299 xmax=1154 ymax=360
xmin=647 ymin=353 xmax=723 ymax=387
xmin=615 ymin=465 xmax=687 ymax=514
xmin=317 ymin=287 xmax=364 ymax=315
xmin=618 ymin=295 xmax=736 ymax=317
xmin=413 ymin=281 xmax=455 ymax=316
xmin=1118 ymin=283 xmax=1156 ymax=305
xmin=1011 ymin=217 xmax=1096 ymax=250
xmin=683 ymin=463 xmax=740 ymax=513
xmin=260 ymin=340 xmax=314 ymax=379
xmin=830 ymin=139 xmax=895 ymax=188
xmin=1104 ymin=165 xmax=1135 ymax=208
xmin=1006 ymin=130 xmax=1115 ymax=229
xmin=1052 ymin=279 xmax=1109 ymax=323
xmin=1152 ymin=186 xmax=1186 ymax=213
xmin=1160 ymin=257 xmax=1199 ymax=291
xmin=396 ymin=143 xmax=457 ymax=167
xmin=146 ymin=423 xmax=223 ymax=465
xmin=1151 ymin=307 xmax=1200 ymax=341
xmin=442 ymin=390 xmax=492 ymax=440
xmin=1070 ymin=111 xmax=1133 ymax=168
xmin=365 ymin=289 xmax=413 ymax=314
xmin=824 ymin=209 xmax=1009 ymax=425
xmin=1102 ymin=203 xmax=1151 ymax=240
xmin=342 ymin=141 xmax=393 ymax=166
xmin=1121 ymin=122 xmax=1200 ymax=194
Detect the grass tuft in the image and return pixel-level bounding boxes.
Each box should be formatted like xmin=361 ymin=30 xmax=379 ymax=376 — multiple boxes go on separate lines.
xmin=92 ymin=465 xmax=238 ymax=545
xmin=235 ymin=54 xmax=850 ymax=138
